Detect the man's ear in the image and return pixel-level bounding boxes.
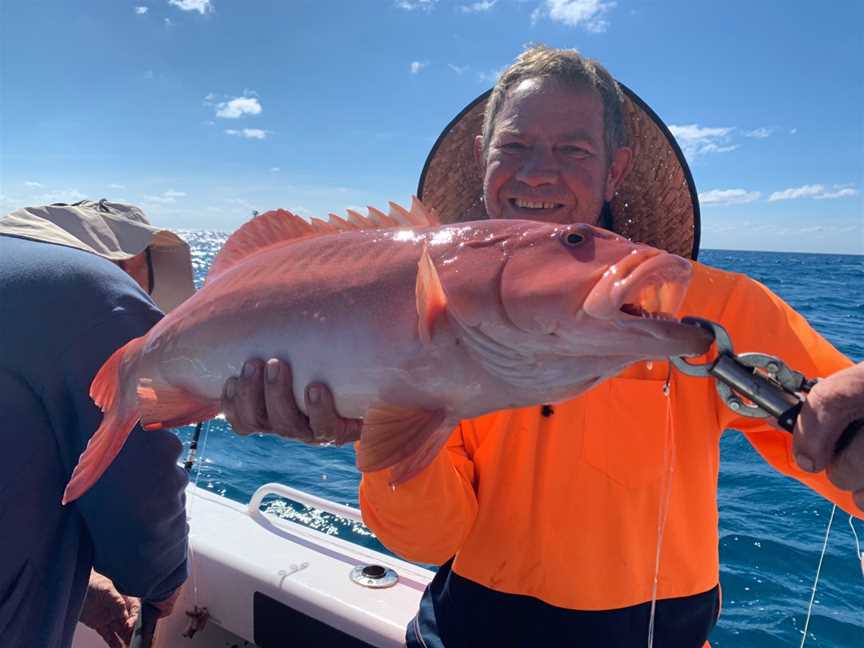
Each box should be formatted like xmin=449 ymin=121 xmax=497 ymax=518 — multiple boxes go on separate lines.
xmin=604 ymin=146 xmax=633 ymax=202
xmin=473 ymin=135 xmax=484 ymax=167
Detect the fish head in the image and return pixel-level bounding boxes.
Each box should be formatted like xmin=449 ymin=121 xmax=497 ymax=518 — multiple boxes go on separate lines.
xmin=498 ymin=221 xmax=712 ymax=360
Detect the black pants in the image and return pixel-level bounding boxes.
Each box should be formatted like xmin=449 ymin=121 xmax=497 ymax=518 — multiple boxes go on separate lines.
xmin=407 ymin=559 xmax=720 ymax=648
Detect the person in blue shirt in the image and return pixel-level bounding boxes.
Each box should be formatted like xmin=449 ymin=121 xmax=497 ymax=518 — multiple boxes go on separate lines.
xmin=0 ymin=200 xmax=195 ymax=647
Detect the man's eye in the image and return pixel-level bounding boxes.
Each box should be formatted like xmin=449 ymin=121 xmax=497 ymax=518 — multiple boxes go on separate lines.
xmin=559 ymin=145 xmax=590 ymax=156
xmin=500 ymin=142 xmax=527 ymax=151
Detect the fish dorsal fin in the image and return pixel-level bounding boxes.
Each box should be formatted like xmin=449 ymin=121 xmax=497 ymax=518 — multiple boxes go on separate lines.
xmin=207 ymin=197 xmax=440 ymax=282
xmin=207 ymin=209 xmax=317 ymax=281
xmin=416 ymin=244 xmax=448 ymax=345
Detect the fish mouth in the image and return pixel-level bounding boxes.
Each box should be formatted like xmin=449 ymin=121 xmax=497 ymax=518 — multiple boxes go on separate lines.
xmin=584 ymin=250 xmax=712 ymax=356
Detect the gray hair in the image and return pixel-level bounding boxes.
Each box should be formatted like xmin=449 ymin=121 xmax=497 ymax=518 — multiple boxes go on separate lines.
xmin=481 ymin=44 xmax=627 ymax=164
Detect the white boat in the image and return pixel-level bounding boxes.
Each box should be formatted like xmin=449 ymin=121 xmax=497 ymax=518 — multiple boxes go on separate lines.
xmin=72 ymin=483 xmax=431 ymax=648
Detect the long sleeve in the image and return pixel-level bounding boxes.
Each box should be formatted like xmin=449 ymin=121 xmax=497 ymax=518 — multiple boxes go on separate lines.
xmin=714 ymin=273 xmax=861 ymax=518
xmin=61 ymin=311 xmax=190 ymax=601
xmin=359 ymin=423 xmax=479 ymax=564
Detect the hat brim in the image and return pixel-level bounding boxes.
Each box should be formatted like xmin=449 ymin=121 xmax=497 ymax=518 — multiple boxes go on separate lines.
xmin=417 ymin=84 xmax=701 ymax=260
xmin=0 ymin=201 xmax=196 ymax=312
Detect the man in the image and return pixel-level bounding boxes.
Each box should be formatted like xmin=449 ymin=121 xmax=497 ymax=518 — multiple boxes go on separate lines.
xmin=222 ymin=46 xmax=862 ymax=646
xmin=0 ymin=200 xmax=194 ymax=647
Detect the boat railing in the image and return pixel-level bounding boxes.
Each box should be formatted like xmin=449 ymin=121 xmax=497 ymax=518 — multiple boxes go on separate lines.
xmin=247 ymin=482 xmax=365 ymax=525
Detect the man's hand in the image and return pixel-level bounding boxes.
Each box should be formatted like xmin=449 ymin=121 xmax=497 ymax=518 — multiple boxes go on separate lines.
xmin=793 ymin=361 xmax=864 ymax=511
xmin=80 ymin=571 xmax=140 ymax=648
xmin=222 ymin=358 xmax=362 ymax=445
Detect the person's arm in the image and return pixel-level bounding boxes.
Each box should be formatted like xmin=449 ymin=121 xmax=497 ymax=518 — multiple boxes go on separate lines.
xmin=358 ymin=424 xmax=479 ymax=564
xmin=62 ymin=310 xmax=189 ymax=603
xmin=793 ymin=361 xmax=864 ymax=510
xmin=715 ymin=274 xmax=862 ymax=516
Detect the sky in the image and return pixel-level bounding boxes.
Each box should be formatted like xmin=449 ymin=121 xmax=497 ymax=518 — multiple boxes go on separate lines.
xmin=1 ymin=0 xmax=861 ymax=254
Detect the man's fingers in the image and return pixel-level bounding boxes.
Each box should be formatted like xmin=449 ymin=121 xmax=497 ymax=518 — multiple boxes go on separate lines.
xmin=264 ymin=359 xmax=314 ymax=441
xmin=340 ymin=417 xmax=363 ymax=445
xmin=94 ymin=628 xmax=123 ymax=648
xmin=793 ymin=390 xmax=850 ymax=473
xmin=223 ymin=360 xmax=270 ymax=434
xmin=305 ymin=383 xmax=363 ymax=445
xmin=826 ymin=428 xmax=864 ymax=492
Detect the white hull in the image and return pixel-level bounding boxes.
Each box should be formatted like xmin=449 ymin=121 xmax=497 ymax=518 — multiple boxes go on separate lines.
xmin=73 ymin=484 xmax=431 ymax=647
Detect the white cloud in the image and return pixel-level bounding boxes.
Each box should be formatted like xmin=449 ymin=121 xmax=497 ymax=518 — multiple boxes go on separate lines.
xmin=668 ymin=124 xmax=736 ymax=158
xmin=108 ymin=183 xmax=126 ymax=190
xmin=789 ymin=128 xmax=798 ymax=135
xmin=225 ymin=128 xmax=271 ymax=140
xmin=134 ymin=6 xmax=149 ymax=14
xmin=24 ymin=181 xmax=43 ymax=188
xmin=813 ymin=187 xmax=859 ymax=200
xmin=395 ymin=0 xmax=438 ymax=11
xmin=743 ymin=127 xmax=774 ymax=139
xmin=766 ymin=184 xmax=858 ymax=202
xmin=699 ymin=189 xmax=761 ymax=206
xmin=410 ymin=61 xmax=427 ymax=75
xmin=215 ymin=96 xmax=262 ymax=119
xmin=448 ymin=63 xmax=470 ymax=74
xmin=144 ymin=190 xmax=186 ymax=204
xmin=168 ymin=0 xmax=213 ymax=14
xmin=768 ymin=184 xmax=826 ymax=201
xmin=459 ymin=0 xmax=497 ymax=12
xmin=532 ymin=0 xmax=616 ymax=33
xmin=164 ymin=17 xmax=174 ymax=26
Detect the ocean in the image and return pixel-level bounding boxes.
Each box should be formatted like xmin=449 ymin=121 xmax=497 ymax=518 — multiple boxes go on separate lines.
xmin=178 ymin=233 xmax=864 ymax=647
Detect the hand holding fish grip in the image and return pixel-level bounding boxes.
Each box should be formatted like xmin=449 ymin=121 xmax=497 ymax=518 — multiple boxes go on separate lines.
xmin=671 ymin=317 xmax=862 ymax=454
xmin=129 ymin=600 xmax=160 ymax=648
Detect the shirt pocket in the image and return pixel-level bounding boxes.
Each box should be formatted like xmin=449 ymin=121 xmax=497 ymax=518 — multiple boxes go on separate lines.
xmin=581 ymin=378 xmax=672 ymax=490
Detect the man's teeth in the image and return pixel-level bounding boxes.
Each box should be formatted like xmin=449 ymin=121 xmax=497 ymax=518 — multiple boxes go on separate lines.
xmin=515 ymin=199 xmax=559 ymax=209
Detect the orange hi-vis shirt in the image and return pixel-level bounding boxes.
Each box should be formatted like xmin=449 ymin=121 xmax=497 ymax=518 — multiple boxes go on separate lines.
xmin=360 ymin=261 xmax=860 ymax=611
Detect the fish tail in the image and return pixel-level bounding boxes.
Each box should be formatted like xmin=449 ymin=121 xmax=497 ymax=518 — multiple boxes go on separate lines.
xmin=62 ymin=336 xmax=146 ymax=505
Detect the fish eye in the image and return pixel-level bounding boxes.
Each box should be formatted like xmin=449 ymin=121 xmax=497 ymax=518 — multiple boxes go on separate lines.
xmin=561 ymin=232 xmax=585 ymax=247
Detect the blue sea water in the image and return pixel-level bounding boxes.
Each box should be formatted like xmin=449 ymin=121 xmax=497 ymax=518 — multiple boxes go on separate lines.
xmin=178 ymin=233 xmax=864 ymax=647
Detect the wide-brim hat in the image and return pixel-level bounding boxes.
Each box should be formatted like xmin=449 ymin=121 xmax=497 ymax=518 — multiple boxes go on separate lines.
xmin=418 ymin=84 xmax=701 ymax=260
xmin=0 ymin=199 xmax=195 ymax=312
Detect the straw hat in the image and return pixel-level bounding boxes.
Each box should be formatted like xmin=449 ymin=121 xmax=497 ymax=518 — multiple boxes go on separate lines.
xmin=417 ymin=84 xmax=701 ymax=260
xmin=0 ymin=199 xmax=195 ymax=312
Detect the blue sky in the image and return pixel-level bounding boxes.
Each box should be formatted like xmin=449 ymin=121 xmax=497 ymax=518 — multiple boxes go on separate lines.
xmin=1 ymin=0 xmax=861 ymax=254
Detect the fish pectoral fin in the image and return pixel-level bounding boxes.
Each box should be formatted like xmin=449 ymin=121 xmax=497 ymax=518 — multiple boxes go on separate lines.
xmin=356 ymin=404 xmax=447 ymax=474
xmin=416 ymin=244 xmax=448 ymax=345
xmin=387 ymin=422 xmax=456 ymax=486
xmin=136 ymin=379 xmax=219 ymax=430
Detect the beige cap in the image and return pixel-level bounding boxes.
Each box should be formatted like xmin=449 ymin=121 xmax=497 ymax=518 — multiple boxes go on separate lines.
xmin=0 ymin=199 xmax=195 ymax=312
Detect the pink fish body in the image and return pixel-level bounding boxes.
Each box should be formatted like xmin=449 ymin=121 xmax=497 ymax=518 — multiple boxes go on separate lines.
xmin=63 ymin=199 xmax=710 ymax=504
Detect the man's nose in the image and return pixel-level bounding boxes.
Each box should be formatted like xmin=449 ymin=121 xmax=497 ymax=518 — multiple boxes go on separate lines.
xmin=515 ymin=146 xmax=558 ymax=186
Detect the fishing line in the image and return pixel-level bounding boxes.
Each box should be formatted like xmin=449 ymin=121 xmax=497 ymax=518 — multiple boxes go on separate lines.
xmin=184 ymin=418 xmax=213 ymax=609
xmin=799 ymin=503 xmax=836 ymax=648
xmin=647 ymin=370 xmax=676 ymax=648
xmin=849 ymin=515 xmax=864 ymax=578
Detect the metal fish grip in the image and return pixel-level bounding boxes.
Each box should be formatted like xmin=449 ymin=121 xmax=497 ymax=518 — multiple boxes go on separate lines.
xmin=670 ymin=317 xmax=813 ymax=431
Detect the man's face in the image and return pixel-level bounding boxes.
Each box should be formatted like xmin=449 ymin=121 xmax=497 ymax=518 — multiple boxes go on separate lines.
xmin=119 ymin=249 xmax=151 ymax=294
xmin=478 ymin=77 xmax=631 ymax=226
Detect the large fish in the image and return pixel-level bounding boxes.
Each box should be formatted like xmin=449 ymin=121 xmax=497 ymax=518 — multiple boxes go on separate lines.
xmin=63 ymin=199 xmax=711 ymax=504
